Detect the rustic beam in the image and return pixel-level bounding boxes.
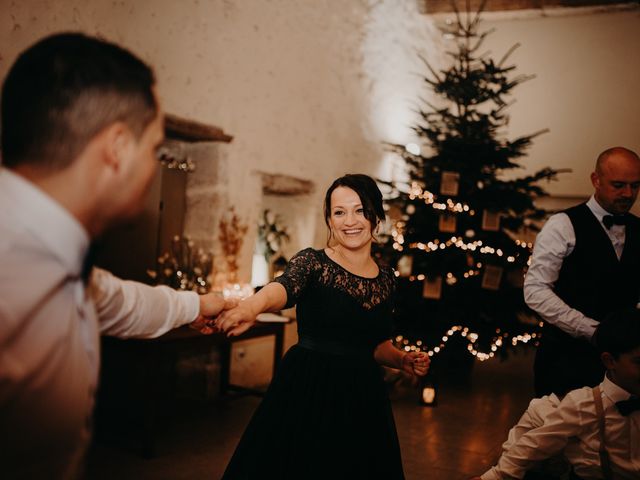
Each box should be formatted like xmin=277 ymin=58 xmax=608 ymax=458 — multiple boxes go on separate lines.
xmin=164 ymin=113 xmax=233 ymax=143
xmin=259 ymin=172 xmax=314 ymax=196
xmin=422 ymin=0 xmax=637 ymax=14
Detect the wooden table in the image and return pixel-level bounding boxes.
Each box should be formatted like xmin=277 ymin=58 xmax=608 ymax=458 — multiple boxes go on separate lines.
xmin=95 ymin=319 xmax=290 ymax=457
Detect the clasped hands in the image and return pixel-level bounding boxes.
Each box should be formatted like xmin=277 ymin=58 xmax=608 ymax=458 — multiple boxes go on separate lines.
xmin=189 ymin=293 xmax=255 ymax=337
xmin=400 ymin=350 xmax=430 ymax=377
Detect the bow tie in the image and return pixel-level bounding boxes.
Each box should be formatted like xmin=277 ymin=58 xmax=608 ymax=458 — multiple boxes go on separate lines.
xmin=616 ymin=396 xmax=640 ymax=416
xmin=602 ymin=214 xmax=629 ymax=229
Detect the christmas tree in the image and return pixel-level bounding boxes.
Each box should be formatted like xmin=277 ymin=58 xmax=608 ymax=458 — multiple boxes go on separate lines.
xmin=378 ymin=2 xmax=566 ymax=364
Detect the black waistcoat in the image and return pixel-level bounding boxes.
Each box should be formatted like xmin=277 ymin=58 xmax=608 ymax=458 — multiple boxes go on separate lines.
xmin=553 ymin=203 xmax=640 ymax=324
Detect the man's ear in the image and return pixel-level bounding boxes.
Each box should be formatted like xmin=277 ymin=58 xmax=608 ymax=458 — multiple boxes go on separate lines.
xmin=601 ymin=351 xmax=616 ymax=370
xmin=590 ymin=171 xmax=600 ymax=189
xmin=102 ymin=122 xmax=131 ymax=171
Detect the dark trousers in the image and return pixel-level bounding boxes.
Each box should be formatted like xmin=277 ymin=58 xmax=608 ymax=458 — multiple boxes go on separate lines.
xmin=534 ymin=326 xmax=604 ymax=397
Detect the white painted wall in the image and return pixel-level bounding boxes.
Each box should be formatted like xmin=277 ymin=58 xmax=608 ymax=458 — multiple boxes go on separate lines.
xmin=478 ymin=8 xmax=640 ymax=197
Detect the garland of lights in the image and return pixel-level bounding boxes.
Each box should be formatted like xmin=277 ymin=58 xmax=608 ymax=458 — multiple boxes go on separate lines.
xmin=393 ymin=323 xmax=542 ymax=362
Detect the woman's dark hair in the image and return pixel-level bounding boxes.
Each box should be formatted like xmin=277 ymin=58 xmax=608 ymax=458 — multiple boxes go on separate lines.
xmin=323 ymin=174 xmax=385 ymax=238
xmin=594 ymin=308 xmax=640 ymax=358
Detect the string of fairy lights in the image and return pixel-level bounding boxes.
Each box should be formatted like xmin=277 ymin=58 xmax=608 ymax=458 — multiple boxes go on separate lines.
xmin=393 ymin=323 xmax=542 ymax=362
xmin=389 ymin=182 xmax=542 ymax=360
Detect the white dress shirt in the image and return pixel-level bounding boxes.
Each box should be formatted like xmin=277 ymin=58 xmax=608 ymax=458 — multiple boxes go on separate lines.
xmin=524 ymin=196 xmax=626 ymax=340
xmin=481 ymin=375 xmax=640 ymax=480
xmin=0 ymin=168 xmax=200 ymax=479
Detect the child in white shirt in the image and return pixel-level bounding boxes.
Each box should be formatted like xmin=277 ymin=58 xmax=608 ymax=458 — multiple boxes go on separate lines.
xmin=472 ymin=308 xmax=640 ymax=480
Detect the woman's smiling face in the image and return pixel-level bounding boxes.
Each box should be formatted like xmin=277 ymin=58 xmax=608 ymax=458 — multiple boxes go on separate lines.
xmin=328 ymin=186 xmax=373 ymax=250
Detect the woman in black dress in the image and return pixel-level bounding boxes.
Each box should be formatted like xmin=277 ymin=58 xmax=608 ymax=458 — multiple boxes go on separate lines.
xmin=216 ymin=174 xmax=429 ymax=479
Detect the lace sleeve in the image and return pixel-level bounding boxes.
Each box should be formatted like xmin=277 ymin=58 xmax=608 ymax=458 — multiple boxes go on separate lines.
xmin=274 ymin=248 xmax=320 ymax=308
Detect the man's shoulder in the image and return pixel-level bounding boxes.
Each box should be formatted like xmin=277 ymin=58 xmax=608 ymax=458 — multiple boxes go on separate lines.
xmin=538 ymin=211 xmax=573 ymax=235
xmin=0 ymin=231 xmax=70 ymax=320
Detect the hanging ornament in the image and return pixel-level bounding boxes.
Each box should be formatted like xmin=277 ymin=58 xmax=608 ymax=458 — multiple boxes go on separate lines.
xmin=397 ymin=255 xmax=413 ymax=278
xmin=482 ymin=210 xmax=501 ymax=231
xmin=439 ymin=213 xmax=457 ymax=233
xmin=423 ymin=276 xmax=443 ymax=299
xmin=440 ymin=171 xmax=460 ymax=196
xmin=481 ymin=265 xmax=504 ymax=290
xmin=406 ymin=204 xmax=416 ymax=214
xmin=477 ymin=180 xmax=484 ymax=190
xmin=465 ymin=229 xmax=475 ymax=238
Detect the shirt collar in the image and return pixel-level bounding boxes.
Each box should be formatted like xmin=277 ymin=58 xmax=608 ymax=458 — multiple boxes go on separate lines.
xmin=601 ymin=373 xmax=634 ymax=403
xmin=0 ymin=167 xmax=89 ymax=277
xmin=586 ymin=195 xmax=615 ymax=223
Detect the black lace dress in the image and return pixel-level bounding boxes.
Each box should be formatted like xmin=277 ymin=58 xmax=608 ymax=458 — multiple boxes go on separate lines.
xmin=221 ymin=248 xmax=404 ymax=479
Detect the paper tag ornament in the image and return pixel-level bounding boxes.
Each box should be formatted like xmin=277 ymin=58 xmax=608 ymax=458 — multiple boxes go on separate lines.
xmin=439 ymin=214 xmax=457 ymax=233
xmin=440 ymin=171 xmax=460 ymax=196
xmin=482 ymin=210 xmax=501 ymax=231
xmin=423 ymin=276 xmax=443 ymax=299
xmin=481 ymin=265 xmax=503 ymax=290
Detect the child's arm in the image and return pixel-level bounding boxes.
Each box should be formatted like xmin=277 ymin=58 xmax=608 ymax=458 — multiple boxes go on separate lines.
xmin=479 ymin=390 xmax=589 ymax=480
xmin=501 ymin=394 xmax=560 ymax=452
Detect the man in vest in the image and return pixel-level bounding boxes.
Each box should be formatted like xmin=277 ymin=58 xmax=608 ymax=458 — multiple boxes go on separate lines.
xmin=524 ymin=146 xmax=640 ymax=397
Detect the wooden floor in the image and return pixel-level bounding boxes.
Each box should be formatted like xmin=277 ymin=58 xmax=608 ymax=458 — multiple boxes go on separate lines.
xmin=86 ymin=348 xmax=535 ymax=480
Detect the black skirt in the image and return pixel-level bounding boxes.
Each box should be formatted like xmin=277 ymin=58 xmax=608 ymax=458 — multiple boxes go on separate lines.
xmin=221 ymin=343 xmax=405 ymax=479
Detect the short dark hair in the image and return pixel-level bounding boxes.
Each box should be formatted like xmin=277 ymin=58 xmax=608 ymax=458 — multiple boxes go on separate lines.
xmin=323 ymin=173 xmax=385 ymax=230
xmin=594 ymin=308 xmax=640 ymax=358
xmin=1 ymin=32 xmax=157 ymax=171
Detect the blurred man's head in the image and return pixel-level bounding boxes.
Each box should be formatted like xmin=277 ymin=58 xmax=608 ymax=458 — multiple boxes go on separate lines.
xmin=591 ymin=147 xmax=640 ymax=215
xmin=1 ymin=33 xmax=164 ymax=233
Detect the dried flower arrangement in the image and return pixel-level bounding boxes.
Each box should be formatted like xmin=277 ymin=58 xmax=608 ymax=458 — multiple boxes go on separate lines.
xmin=218 ymin=207 xmax=248 ymax=282
xmin=147 ymin=235 xmax=213 ymax=293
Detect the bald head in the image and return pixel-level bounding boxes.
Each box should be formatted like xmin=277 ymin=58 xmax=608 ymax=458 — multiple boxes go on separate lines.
xmin=596 ymin=147 xmax=640 ymax=174
xmin=591 ymin=147 xmax=640 ymax=215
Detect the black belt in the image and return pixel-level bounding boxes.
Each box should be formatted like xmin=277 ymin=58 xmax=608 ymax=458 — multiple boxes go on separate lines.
xmin=297 ymin=335 xmax=373 ymax=358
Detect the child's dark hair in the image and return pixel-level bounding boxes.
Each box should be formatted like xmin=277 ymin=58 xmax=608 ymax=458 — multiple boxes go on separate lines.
xmin=593 ymin=308 xmax=640 ymax=358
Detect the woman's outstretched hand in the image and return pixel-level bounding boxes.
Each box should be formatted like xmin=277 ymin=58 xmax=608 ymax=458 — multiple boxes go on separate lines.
xmin=215 ymin=300 xmax=258 ymax=337
xmin=400 ymin=351 xmax=430 ymax=377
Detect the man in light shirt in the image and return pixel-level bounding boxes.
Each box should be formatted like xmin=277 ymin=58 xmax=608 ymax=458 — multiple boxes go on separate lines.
xmin=472 ymin=308 xmax=640 ymax=480
xmin=0 ymin=34 xmax=228 ymax=479
xmin=524 ymin=147 xmax=640 ymax=397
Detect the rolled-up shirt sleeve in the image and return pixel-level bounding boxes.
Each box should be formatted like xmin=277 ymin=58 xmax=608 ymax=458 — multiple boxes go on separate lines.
xmin=524 ymin=213 xmax=599 ymax=340
xmin=89 ymin=267 xmax=200 ymax=338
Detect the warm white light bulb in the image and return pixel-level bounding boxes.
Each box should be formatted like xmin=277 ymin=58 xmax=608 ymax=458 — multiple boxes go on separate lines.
xmin=405 ymin=143 xmax=421 ymax=155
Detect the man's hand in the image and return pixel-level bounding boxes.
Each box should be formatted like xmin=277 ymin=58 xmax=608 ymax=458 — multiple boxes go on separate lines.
xmin=190 ymin=294 xmax=238 ymax=335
